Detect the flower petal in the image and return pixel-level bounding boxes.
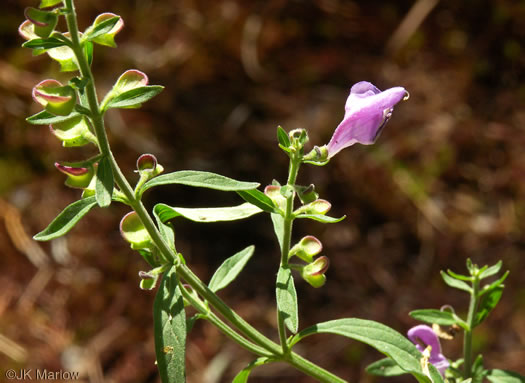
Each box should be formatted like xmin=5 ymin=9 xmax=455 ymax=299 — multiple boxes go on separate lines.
xmin=407 ymin=324 xmax=443 ymax=356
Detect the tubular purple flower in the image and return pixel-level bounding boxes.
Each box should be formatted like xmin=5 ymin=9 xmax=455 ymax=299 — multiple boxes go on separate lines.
xmin=326 ymin=81 xmax=408 ymax=158
xmin=408 ymin=325 xmax=450 ymax=376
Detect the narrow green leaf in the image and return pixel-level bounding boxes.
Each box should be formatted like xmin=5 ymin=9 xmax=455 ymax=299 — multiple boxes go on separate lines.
xmin=154 ymin=203 xmax=262 ymax=223
xmin=85 ymin=16 xmax=120 ymax=40
xmin=292 ymin=318 xmax=444 ymax=383
xmin=209 ymin=246 xmax=255 ymax=292
xmin=105 ymin=85 xmax=164 ymax=109
xmin=277 ymin=126 xmax=291 ymax=148
xmin=26 ymin=110 xmax=80 ymax=125
xmin=270 ymin=213 xmax=285 ymax=252
xmin=478 ymin=261 xmax=503 ymax=280
xmin=446 ymin=269 xmax=473 ymax=281
xmin=409 ymin=309 xmax=458 ymax=326
xmin=39 ymin=0 xmax=62 ymax=8
xmin=232 ymin=357 xmax=271 ymax=383
xmin=473 ymin=286 xmax=503 ymax=327
xmin=480 ymin=271 xmax=509 ymax=297
xmin=153 ymin=208 xmax=176 ymax=253
xmin=142 ymin=170 xmax=259 ymax=194
xmin=366 ymin=358 xmax=406 ymax=377
xmin=441 ymin=271 xmax=472 ymax=293
xmin=33 ymin=196 xmax=97 ymax=241
xmin=486 ymin=369 xmax=525 ymax=383
xmin=237 ymin=189 xmax=278 ymax=213
xmin=295 ymin=214 xmax=346 ymax=223
xmin=276 ymin=266 xmax=299 ymax=334
xmin=22 ymin=37 xmax=66 ymax=50
xmin=95 ymin=156 xmax=113 ymax=207
xmin=154 ymin=267 xmax=186 ymax=383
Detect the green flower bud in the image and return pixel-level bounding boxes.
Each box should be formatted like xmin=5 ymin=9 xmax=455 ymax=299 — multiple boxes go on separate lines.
xmin=301 ymin=256 xmax=329 ymax=288
xmin=264 ymin=185 xmax=287 ymax=210
xmin=50 ymin=115 xmax=97 ymax=147
xmin=289 ymin=235 xmax=323 ymax=263
xmin=32 ymin=79 xmax=76 ymax=116
xmin=24 ymin=7 xmax=58 ymax=38
xmin=55 ymin=162 xmax=94 ymax=189
xmin=120 ymin=211 xmax=153 ymax=250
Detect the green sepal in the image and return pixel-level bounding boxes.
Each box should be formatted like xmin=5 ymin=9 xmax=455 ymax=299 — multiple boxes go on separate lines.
xmin=95 ymin=156 xmax=114 ymax=207
xmin=208 ymin=245 xmax=255 ymax=293
xmin=366 ymin=357 xmax=406 ymax=377
xmin=120 ymin=211 xmax=153 ymax=250
xmin=276 ymin=266 xmax=299 ymax=334
xmin=237 ymin=189 xmax=278 ymax=213
xmin=84 ymin=13 xmax=123 ymax=47
xmin=50 ymin=115 xmax=96 ymax=147
xmin=33 ymin=196 xmax=97 ymax=241
xmin=153 ymin=267 xmax=186 ymax=383
xmin=154 ymin=203 xmax=262 ymax=223
xmin=47 ymin=42 xmax=78 ymax=72
xmin=139 ymin=264 xmax=169 ymax=291
xmin=295 ymin=184 xmax=319 ymax=205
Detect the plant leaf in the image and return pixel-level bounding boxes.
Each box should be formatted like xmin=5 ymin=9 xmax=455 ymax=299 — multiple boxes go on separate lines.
xmin=409 ymin=309 xmax=459 ymax=326
xmin=22 ymin=37 xmax=66 ymax=50
xmin=95 ymin=156 xmax=113 ymax=207
xmin=295 ymin=214 xmax=346 ymax=223
xmin=441 ymin=271 xmax=472 ymax=293
xmin=26 ymin=110 xmax=80 ymax=125
xmin=33 ymin=196 xmax=97 ymax=241
xmin=479 ymin=271 xmax=509 ymax=297
xmin=277 ymin=125 xmax=291 ymax=148
xmin=209 ymin=245 xmax=255 ymax=292
xmin=486 ymin=369 xmax=525 ymax=383
xmin=142 ymin=170 xmax=260 ymax=195
xmin=232 ymin=357 xmax=271 ymax=383
xmin=237 ymin=189 xmax=278 ymax=213
xmin=276 ymin=266 xmax=299 ymax=334
xmin=366 ymin=358 xmax=406 ymax=376
xmin=270 ymin=213 xmax=285 ymax=252
xmin=479 ymin=261 xmax=503 ymax=279
xmin=85 ymin=16 xmax=120 ymax=40
xmin=153 ymin=208 xmax=176 ymax=253
xmin=473 ymin=286 xmax=503 ymax=327
xmin=154 ymin=203 xmax=262 ymax=223
xmin=154 ymin=267 xmax=186 ymax=383
xmin=291 ymin=318 xmax=444 ymax=383
xmin=105 ymin=85 xmax=164 ymax=109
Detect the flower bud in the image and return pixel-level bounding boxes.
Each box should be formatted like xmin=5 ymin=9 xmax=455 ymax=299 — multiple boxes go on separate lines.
xmin=50 ymin=115 xmax=97 ymax=147
xmin=24 ymin=7 xmax=58 ymax=38
xmin=32 ymin=79 xmax=76 ymax=116
xmin=264 ymin=185 xmax=286 ymax=210
xmin=55 ymin=162 xmax=94 ymax=189
xmin=87 ymin=13 xmax=124 ymax=47
xmin=295 ymin=199 xmax=332 ymax=216
xmin=137 ymin=153 xmax=164 ymax=177
xmin=120 ymin=211 xmax=153 ymax=250
xmin=303 ymin=145 xmax=329 ymax=165
xmin=289 ymin=235 xmax=323 ymax=263
xmin=301 ymin=256 xmax=330 ymax=288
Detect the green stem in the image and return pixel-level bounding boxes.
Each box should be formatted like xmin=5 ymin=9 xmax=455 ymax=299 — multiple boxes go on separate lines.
xmin=63 ymin=4 xmax=347 ymax=381
xmin=463 ymin=277 xmax=480 ymax=379
xmin=277 ymin=154 xmax=301 ymax=354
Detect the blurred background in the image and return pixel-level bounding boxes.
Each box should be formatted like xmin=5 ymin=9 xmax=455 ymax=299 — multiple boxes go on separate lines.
xmin=1 ymin=0 xmax=524 ymax=382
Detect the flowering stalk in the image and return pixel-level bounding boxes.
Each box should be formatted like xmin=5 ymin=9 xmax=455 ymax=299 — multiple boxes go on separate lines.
xmin=60 ymin=1 xmax=346 ymax=381
xmin=463 ymin=276 xmax=481 ymax=379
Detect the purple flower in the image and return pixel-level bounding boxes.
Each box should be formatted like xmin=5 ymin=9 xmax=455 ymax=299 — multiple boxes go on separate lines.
xmin=326 ymin=81 xmax=408 ymax=158
xmin=408 ymin=325 xmax=449 ymax=376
